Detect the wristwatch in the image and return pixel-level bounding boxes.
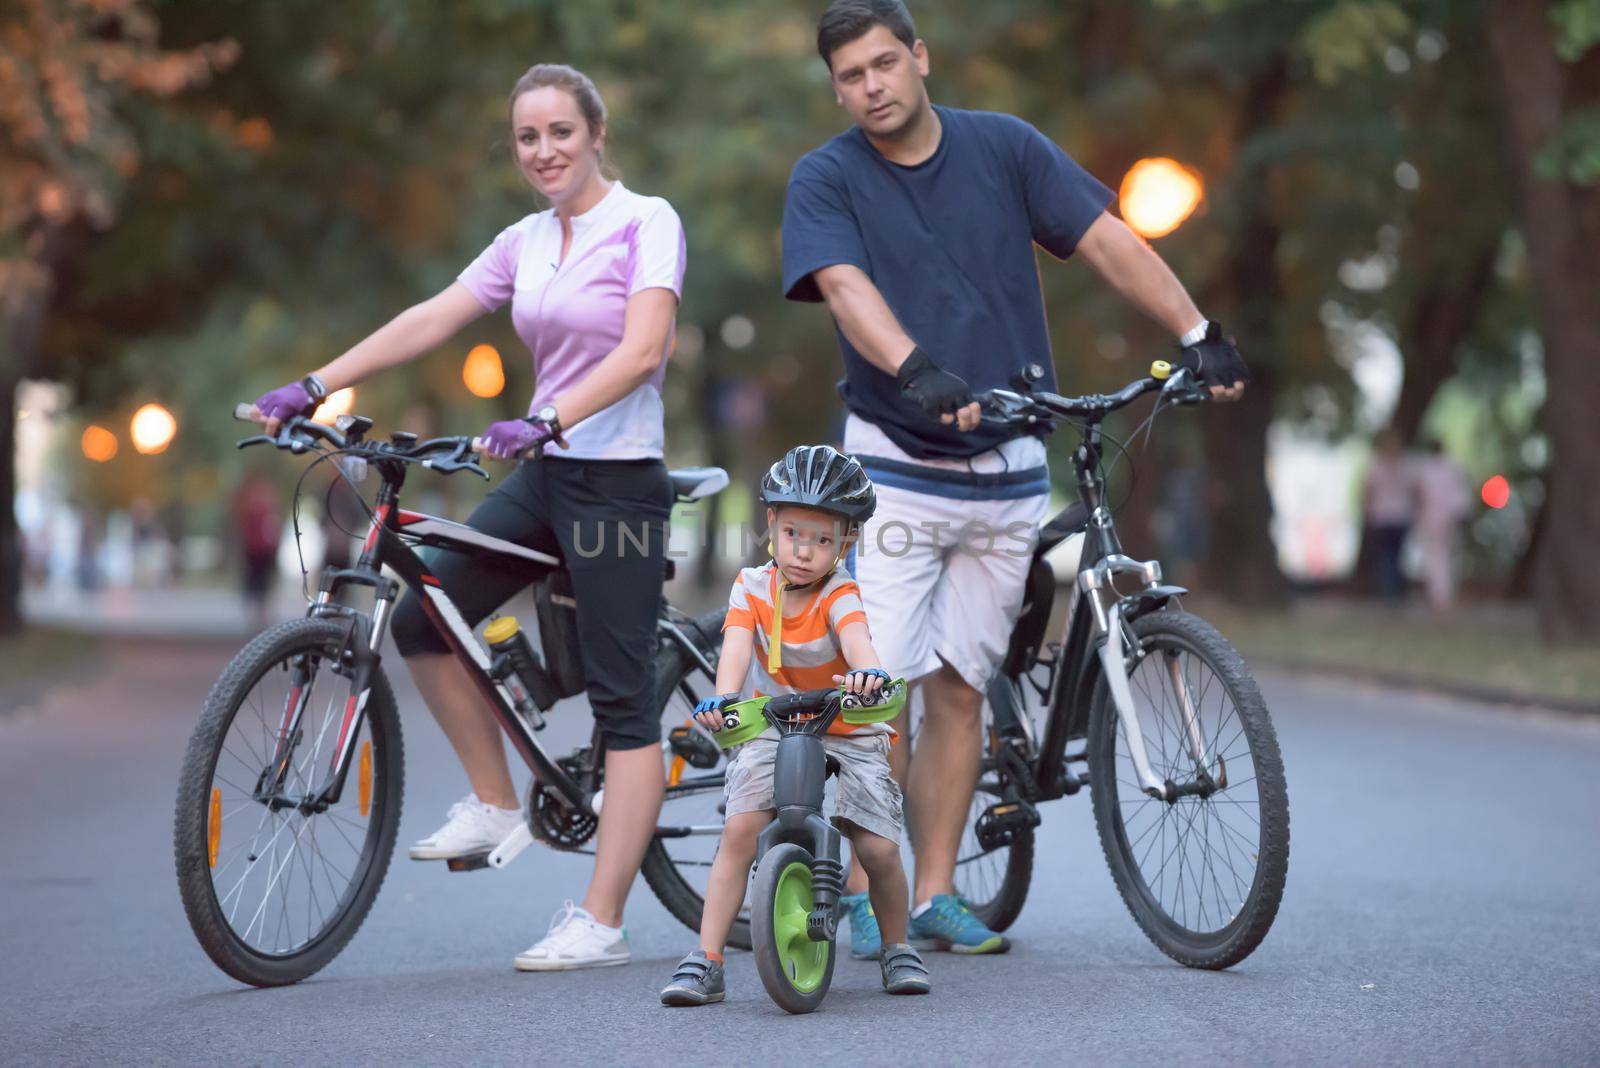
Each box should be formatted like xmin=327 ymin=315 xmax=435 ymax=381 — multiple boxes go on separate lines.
xmin=525 ymin=404 xmax=568 ymax=448
xmin=301 ymin=373 xmax=330 ymax=403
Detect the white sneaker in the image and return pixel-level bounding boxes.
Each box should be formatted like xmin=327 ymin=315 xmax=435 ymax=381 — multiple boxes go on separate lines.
xmin=513 ymin=901 xmax=631 ymax=972
xmin=408 ymin=794 xmax=523 ymax=860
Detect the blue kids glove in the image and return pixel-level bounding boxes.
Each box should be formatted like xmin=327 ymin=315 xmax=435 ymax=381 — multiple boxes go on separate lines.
xmin=839 ymin=668 xmax=891 ymax=701
xmin=692 ymin=693 xmax=740 ymax=730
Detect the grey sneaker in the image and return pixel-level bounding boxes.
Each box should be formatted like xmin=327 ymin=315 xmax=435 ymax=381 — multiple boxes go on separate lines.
xmin=879 ymin=942 xmax=931 ymax=995
xmin=660 ymin=950 xmax=726 ymax=1006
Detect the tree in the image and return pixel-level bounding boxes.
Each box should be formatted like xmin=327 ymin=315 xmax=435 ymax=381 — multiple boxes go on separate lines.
xmin=1488 ymin=0 xmax=1600 ymax=641
xmin=0 ymin=0 xmax=236 ymax=632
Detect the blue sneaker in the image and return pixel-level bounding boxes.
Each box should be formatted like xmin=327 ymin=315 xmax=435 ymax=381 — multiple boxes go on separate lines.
xmin=908 ymin=894 xmax=1011 ymax=954
xmin=839 ymin=891 xmax=882 ymax=960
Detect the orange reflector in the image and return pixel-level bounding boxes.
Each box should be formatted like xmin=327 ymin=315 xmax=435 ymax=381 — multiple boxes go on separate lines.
xmin=208 ymin=788 xmax=222 ymax=868
xmin=358 ymin=741 xmax=373 ymax=817
xmin=668 ymin=755 xmax=685 ymax=788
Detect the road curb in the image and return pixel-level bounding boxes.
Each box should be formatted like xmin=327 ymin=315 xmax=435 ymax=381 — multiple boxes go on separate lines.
xmin=1253 ymin=655 xmax=1600 ymax=717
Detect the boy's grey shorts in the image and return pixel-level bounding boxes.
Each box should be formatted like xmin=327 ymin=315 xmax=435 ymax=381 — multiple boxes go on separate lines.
xmin=723 ymin=733 xmax=904 ymax=844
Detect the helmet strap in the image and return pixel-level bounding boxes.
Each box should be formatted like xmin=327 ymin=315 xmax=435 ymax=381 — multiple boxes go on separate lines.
xmin=766 ymin=555 xmax=841 ymax=674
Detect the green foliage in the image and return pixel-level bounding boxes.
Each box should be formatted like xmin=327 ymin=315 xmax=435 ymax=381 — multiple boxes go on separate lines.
xmin=1535 ymin=107 xmax=1600 ymax=185
xmin=1301 ymin=1 xmax=1412 ymax=84
xmin=8 ymin=0 xmax=1544 ymax=570
xmin=1550 ymin=0 xmax=1600 ymax=61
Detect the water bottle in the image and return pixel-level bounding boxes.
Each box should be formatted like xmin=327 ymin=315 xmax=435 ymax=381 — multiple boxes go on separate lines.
xmin=483 ymin=616 xmax=561 ymax=723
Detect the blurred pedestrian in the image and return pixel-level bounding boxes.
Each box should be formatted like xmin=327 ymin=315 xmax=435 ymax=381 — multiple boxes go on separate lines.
xmin=1361 ymin=429 xmax=1414 ymax=602
xmin=319 ymin=468 xmax=365 ymax=574
xmin=1412 ymin=438 xmax=1470 ymax=611
xmin=232 ymin=472 xmax=282 ymax=629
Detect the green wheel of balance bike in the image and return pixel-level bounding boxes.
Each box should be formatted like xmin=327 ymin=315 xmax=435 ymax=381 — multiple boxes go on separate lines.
xmin=751 ymin=841 xmax=835 ymax=1014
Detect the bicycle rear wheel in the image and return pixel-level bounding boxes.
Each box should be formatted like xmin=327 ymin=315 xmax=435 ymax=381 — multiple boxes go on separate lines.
xmin=638 ymin=608 xmax=753 ymax=950
xmin=1088 ymin=609 xmax=1288 ymax=969
xmin=174 ymin=618 xmax=403 ymax=986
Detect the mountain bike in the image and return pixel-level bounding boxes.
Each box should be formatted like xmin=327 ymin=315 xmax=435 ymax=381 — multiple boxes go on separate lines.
xmin=711 ymin=679 xmax=907 ymax=1014
xmin=173 ymin=408 xmax=743 ymax=987
xmin=949 ymin=361 xmax=1290 ymax=969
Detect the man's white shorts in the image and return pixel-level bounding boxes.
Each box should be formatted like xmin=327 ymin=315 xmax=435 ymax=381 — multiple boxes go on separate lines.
xmin=846 ymin=416 xmax=1050 ymax=693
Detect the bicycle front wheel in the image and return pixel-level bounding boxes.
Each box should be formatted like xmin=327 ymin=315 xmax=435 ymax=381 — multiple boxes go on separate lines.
xmin=1088 ymin=609 xmax=1288 ymax=969
xmin=751 ymin=842 xmax=835 ymax=1015
xmin=173 ymin=618 xmax=403 ymax=986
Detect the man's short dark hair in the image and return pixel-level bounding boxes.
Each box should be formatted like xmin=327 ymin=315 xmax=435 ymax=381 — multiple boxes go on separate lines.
xmin=816 ymin=0 xmax=917 ymax=69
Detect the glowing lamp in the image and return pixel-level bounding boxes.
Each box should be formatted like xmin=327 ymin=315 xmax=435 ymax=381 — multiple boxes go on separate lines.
xmin=313 ymin=388 xmax=355 ymax=424
xmin=130 ymin=404 xmax=177 ymax=455
xmin=1120 ymin=157 xmax=1204 ymax=239
xmin=463 ymin=344 xmax=506 ymax=398
xmin=82 ymin=424 xmax=119 ymax=463
xmin=1481 ymin=475 xmax=1510 ymax=510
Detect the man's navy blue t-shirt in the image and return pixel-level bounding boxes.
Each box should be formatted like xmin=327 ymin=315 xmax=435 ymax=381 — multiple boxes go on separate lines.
xmin=782 ymin=106 xmax=1114 ymax=460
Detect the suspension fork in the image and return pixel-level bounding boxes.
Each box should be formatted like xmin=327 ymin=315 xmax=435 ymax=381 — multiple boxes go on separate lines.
xmin=1162 ymin=650 xmax=1218 ymax=783
xmin=1081 ymin=555 xmax=1171 ymax=801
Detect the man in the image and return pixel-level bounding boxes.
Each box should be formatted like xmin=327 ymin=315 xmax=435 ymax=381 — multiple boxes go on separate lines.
xmin=781 ymin=0 xmax=1248 ymax=957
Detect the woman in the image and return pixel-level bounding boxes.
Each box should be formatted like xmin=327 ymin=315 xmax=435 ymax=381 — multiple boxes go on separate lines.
xmin=253 ymin=64 xmax=686 ymax=972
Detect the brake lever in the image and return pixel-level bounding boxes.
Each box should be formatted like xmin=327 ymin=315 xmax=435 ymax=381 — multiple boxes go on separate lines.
xmin=421 ymin=440 xmax=491 ymax=481
xmin=1161 ymin=368 xmax=1207 ymax=406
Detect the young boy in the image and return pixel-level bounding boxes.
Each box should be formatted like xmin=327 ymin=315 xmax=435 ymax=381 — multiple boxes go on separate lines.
xmin=659 ymin=445 xmax=931 ymax=1005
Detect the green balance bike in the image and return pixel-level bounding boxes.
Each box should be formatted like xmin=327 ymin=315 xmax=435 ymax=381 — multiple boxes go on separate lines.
xmin=712 ymin=679 xmax=907 ymax=1014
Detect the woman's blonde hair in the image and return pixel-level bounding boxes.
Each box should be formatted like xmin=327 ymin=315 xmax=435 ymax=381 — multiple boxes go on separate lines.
xmin=508 ymin=63 xmax=618 ymax=179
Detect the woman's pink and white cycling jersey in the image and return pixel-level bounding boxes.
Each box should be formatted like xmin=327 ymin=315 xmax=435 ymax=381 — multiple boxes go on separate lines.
xmin=457 ymin=182 xmax=686 ymax=460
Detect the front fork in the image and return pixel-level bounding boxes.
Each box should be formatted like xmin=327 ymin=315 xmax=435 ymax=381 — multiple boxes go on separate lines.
xmin=1081 ymin=555 xmax=1210 ymax=802
xmin=755 ymin=734 xmax=845 ymax=942
xmin=258 ymin=574 xmax=395 ymax=812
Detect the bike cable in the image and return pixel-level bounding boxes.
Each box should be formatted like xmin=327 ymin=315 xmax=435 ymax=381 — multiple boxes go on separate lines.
xmin=285 ymin=445 xmax=382 ymax=603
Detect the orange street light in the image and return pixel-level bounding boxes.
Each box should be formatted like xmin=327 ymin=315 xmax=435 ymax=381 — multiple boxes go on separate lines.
xmin=313 ymin=387 xmax=355 ymax=424
xmin=130 ymin=403 xmax=177 ymax=455
xmin=82 ymin=424 xmax=119 ymax=463
xmin=1120 ymin=157 xmax=1204 ymax=239
xmin=463 ymin=344 xmax=506 ymax=398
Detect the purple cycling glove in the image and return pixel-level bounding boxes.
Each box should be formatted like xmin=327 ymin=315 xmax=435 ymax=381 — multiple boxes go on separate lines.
xmin=480 ymin=417 xmax=555 ymax=460
xmin=255 ymin=381 xmax=315 ymax=423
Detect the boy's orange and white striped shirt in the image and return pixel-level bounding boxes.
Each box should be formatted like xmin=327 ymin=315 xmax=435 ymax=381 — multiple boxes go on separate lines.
xmin=723 ymin=562 xmax=889 ymax=737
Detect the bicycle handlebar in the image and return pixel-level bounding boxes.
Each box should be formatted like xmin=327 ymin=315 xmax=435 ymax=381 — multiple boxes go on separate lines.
xmin=232 ymin=404 xmax=490 ymax=479
xmin=975 ymin=361 xmax=1207 ymax=429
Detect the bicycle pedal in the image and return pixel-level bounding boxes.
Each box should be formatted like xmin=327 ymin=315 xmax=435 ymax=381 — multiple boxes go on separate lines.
xmin=444 ymin=851 xmax=492 ymax=872
xmin=975 ymin=798 xmax=1041 ymax=852
xmin=667 ymin=725 xmax=721 ymax=770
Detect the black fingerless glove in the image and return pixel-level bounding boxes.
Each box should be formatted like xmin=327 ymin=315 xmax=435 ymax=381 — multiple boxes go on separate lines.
xmin=896 ymin=346 xmax=974 ymax=418
xmin=1177 ymin=322 xmax=1250 ymax=390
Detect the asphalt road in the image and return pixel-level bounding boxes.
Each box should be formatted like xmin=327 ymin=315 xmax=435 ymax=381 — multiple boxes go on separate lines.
xmin=3 ymin=634 xmax=1597 ymax=1066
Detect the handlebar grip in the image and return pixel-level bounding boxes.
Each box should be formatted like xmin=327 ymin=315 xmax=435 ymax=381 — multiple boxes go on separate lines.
xmin=234 ymin=403 xmax=262 ymax=423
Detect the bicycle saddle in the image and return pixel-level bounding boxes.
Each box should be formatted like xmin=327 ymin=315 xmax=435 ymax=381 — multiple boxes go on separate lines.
xmin=668 ymin=467 xmax=729 ymax=500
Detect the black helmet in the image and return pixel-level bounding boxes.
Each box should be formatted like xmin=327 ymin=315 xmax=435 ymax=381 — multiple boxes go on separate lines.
xmin=760 ymin=444 xmax=876 ymax=524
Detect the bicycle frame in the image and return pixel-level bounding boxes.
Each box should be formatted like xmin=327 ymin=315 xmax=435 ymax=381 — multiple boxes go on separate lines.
xmin=258 ymin=456 xmax=715 ymax=830
xmin=991 ymin=419 xmax=1192 ymax=803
